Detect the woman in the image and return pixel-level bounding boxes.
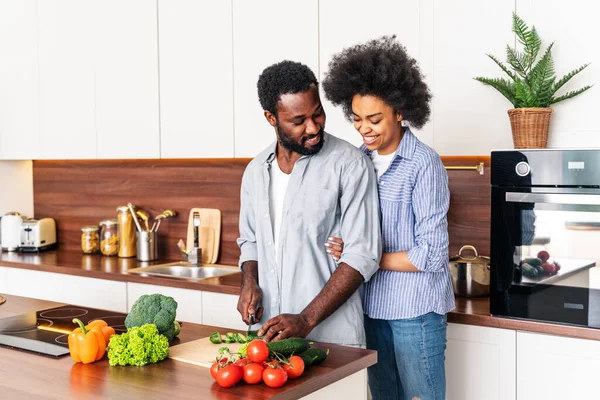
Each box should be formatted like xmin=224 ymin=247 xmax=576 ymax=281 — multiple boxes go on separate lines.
xmin=322 ymin=36 xmax=455 ymax=400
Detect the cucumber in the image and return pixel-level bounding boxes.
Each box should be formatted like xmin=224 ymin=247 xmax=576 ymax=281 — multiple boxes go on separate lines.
xmin=523 ymin=257 xmax=543 ymax=268
xmin=299 ymin=348 xmax=328 ymax=365
xmin=267 ymin=338 xmax=310 ymax=356
xmin=298 ymin=352 xmax=314 ymax=368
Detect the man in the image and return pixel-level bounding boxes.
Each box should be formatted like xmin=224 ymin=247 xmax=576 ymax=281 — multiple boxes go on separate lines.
xmin=237 ymin=60 xmax=381 ymax=346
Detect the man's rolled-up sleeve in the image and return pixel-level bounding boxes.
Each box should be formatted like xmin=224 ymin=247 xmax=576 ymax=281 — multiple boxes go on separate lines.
xmin=237 ymin=167 xmax=258 ymax=268
xmin=337 ymin=155 xmax=382 ymax=282
xmin=407 ymin=156 xmax=450 ymax=273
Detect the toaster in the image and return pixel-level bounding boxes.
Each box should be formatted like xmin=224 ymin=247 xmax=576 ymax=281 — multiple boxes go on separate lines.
xmin=19 ymin=218 xmax=57 ymax=252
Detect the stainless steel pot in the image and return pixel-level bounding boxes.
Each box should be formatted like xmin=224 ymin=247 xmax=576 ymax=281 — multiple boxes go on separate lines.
xmin=449 ymin=245 xmax=490 ymax=297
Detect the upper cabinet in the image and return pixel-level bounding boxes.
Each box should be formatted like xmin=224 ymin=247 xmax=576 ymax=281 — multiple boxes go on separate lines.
xmin=1 ymin=0 xmax=159 ymax=160
xmin=94 ymin=0 xmax=160 ymax=159
xmin=232 ymin=0 xmax=319 ymax=158
xmin=158 ymin=0 xmax=234 ymax=158
xmin=0 ymin=0 xmax=39 ymax=160
xmin=319 ymin=0 xmax=430 ymax=147
xmin=37 ymin=0 xmax=96 ymax=159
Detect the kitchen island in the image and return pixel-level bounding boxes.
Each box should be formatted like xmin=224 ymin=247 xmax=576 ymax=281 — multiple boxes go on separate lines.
xmin=0 ymin=296 xmax=376 ymax=400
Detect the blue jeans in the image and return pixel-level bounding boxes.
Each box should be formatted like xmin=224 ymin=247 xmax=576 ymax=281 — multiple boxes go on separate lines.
xmin=365 ymin=313 xmax=447 ymax=400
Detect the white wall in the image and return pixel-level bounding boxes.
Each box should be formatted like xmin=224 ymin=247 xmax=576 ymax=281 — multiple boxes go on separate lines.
xmin=0 ymin=161 xmax=34 ymax=217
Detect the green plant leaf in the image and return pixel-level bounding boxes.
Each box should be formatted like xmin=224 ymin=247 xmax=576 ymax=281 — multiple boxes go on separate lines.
xmin=515 ymin=78 xmax=537 ymax=108
xmin=529 ymin=43 xmax=556 ymax=107
xmin=550 ymin=85 xmax=594 ymax=105
xmin=512 ymin=12 xmax=541 ymax=72
xmin=474 ymin=77 xmax=516 ymax=106
xmin=506 ymin=46 xmax=529 ymax=80
xmin=554 ymin=64 xmax=591 ymax=94
xmin=487 ymin=54 xmax=516 ymax=80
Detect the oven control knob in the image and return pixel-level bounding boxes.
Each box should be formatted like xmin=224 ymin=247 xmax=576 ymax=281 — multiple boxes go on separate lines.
xmin=515 ymin=161 xmax=530 ymax=177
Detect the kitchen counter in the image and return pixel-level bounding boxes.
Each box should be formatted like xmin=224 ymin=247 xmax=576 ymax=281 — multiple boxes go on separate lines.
xmin=4 ymin=250 xmax=600 ymax=342
xmin=0 ymin=300 xmax=375 ymax=399
xmin=0 ymin=249 xmax=243 ymax=295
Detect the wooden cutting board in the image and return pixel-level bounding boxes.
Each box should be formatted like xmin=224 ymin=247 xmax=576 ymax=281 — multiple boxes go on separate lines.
xmin=186 ymin=208 xmax=221 ymax=264
xmin=169 ymin=337 xmax=242 ymax=368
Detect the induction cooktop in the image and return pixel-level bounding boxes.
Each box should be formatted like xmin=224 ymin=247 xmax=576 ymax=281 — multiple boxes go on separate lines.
xmin=0 ymin=305 xmax=127 ymax=358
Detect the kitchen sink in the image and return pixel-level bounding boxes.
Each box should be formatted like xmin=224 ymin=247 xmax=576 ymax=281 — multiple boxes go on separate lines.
xmin=127 ymin=262 xmax=240 ymax=281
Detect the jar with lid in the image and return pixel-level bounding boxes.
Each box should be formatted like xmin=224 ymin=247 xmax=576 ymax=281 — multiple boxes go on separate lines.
xmin=81 ymin=225 xmax=100 ymax=254
xmin=99 ymin=219 xmax=119 ymax=256
xmin=116 ymin=206 xmax=136 ymax=258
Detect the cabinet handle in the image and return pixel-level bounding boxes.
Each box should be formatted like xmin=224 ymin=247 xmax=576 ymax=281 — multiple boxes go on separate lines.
xmin=444 ymin=162 xmax=485 ymax=175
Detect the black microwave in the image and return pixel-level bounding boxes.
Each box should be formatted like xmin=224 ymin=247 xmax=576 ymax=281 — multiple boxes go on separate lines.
xmin=490 ymin=149 xmax=600 ymax=328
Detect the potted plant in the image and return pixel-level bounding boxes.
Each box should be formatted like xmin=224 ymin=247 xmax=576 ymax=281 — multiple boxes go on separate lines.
xmin=475 ymin=12 xmax=592 ymax=149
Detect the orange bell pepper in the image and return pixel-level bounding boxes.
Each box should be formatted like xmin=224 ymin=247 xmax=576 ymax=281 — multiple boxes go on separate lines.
xmin=68 ymin=318 xmax=107 ymax=364
xmin=85 ymin=319 xmax=116 ymax=343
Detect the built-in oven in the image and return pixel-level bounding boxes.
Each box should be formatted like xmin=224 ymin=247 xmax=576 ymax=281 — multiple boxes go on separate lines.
xmin=491 ymin=149 xmax=600 ymax=328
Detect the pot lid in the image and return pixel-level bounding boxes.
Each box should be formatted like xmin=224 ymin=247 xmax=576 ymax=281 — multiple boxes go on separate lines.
xmin=449 ymin=245 xmax=490 ymax=264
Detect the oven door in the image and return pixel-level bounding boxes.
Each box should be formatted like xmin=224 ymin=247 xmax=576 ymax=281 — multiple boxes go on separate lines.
xmin=491 ymin=188 xmax=600 ymax=328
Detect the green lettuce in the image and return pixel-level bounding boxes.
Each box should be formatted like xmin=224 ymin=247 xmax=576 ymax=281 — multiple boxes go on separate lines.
xmin=108 ymin=324 xmax=169 ymax=366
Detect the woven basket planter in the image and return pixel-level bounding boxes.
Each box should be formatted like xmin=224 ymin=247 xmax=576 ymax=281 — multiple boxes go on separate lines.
xmin=507 ymin=108 xmax=553 ymax=149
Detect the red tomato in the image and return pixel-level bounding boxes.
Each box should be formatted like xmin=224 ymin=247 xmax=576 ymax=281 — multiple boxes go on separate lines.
xmin=210 ymin=361 xmax=220 ymax=379
xmin=283 ymin=356 xmax=305 ymax=379
xmin=210 ymin=357 xmax=228 ymax=379
xmin=263 ymin=367 xmax=288 ymax=388
xmin=235 ymin=357 xmax=252 ymax=367
xmin=246 ymin=340 xmax=269 ymax=364
xmin=214 ymin=364 xmax=243 ymax=388
xmin=242 ymin=362 xmax=265 ymax=384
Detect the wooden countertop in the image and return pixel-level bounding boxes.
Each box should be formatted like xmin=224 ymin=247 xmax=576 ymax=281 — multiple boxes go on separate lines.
xmin=3 ymin=250 xmax=600 ymax=341
xmin=0 ymin=249 xmax=243 ymax=295
xmin=0 ymin=310 xmax=376 ymax=399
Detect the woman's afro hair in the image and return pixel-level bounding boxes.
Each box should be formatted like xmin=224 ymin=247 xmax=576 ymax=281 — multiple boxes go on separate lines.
xmin=257 ymin=60 xmax=318 ymax=116
xmin=323 ymin=35 xmax=431 ymax=129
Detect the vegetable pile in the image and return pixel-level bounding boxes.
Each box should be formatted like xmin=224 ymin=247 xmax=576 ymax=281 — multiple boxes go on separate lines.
xmin=209 ymin=335 xmax=329 ymax=389
xmin=107 ymin=324 xmax=169 ymax=366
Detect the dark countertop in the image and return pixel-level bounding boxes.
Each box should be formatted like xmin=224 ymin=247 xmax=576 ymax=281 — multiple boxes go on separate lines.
xmin=3 ymin=250 xmax=600 ymax=341
xmin=0 ymin=296 xmax=376 ymax=400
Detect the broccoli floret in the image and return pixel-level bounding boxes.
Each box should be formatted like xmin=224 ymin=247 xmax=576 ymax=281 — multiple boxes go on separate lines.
xmin=125 ymin=294 xmax=178 ymax=341
xmin=108 ymin=324 xmax=169 ymax=366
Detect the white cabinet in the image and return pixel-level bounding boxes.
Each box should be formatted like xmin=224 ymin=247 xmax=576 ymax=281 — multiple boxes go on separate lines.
xmin=93 ymin=0 xmax=160 ymax=159
xmin=0 ymin=266 xmax=127 ymax=312
xmin=37 ymin=0 xmax=96 ymax=159
xmin=201 ymin=291 xmax=246 ymax=331
xmin=127 ymin=282 xmax=202 ymax=324
xmin=517 ymin=331 xmax=600 ymax=400
xmin=0 ymin=0 xmax=39 ymax=160
xmin=158 ymin=0 xmax=234 ymax=159
xmin=232 ymin=0 xmax=319 ymax=158
xmin=446 ymin=323 xmax=516 ymax=400
xmin=432 ymin=0 xmax=515 ymax=155
xmin=319 ymin=0 xmax=432 ymax=147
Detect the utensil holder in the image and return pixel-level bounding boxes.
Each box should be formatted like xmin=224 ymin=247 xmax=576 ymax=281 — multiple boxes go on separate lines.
xmin=136 ymin=231 xmax=157 ymax=262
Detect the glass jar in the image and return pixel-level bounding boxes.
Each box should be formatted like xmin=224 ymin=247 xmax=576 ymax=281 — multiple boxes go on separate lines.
xmin=116 ymin=206 xmax=136 ymax=258
xmin=81 ymin=225 xmax=100 ymax=254
xmin=99 ymin=219 xmax=119 ymax=256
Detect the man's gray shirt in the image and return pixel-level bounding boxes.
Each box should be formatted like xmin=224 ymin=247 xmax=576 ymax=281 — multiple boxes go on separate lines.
xmin=237 ymin=132 xmax=382 ymax=345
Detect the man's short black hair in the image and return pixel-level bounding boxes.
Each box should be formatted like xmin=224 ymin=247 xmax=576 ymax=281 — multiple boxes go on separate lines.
xmin=257 ymin=60 xmax=319 ymax=116
xmin=323 ymin=35 xmax=431 ymax=129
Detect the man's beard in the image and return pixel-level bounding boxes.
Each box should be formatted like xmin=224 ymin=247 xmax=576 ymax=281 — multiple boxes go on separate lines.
xmin=276 ymin=123 xmax=325 ymax=156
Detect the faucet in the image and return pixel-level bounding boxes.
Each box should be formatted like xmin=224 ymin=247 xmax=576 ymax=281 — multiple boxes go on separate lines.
xmin=178 ymin=212 xmax=202 ymax=265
